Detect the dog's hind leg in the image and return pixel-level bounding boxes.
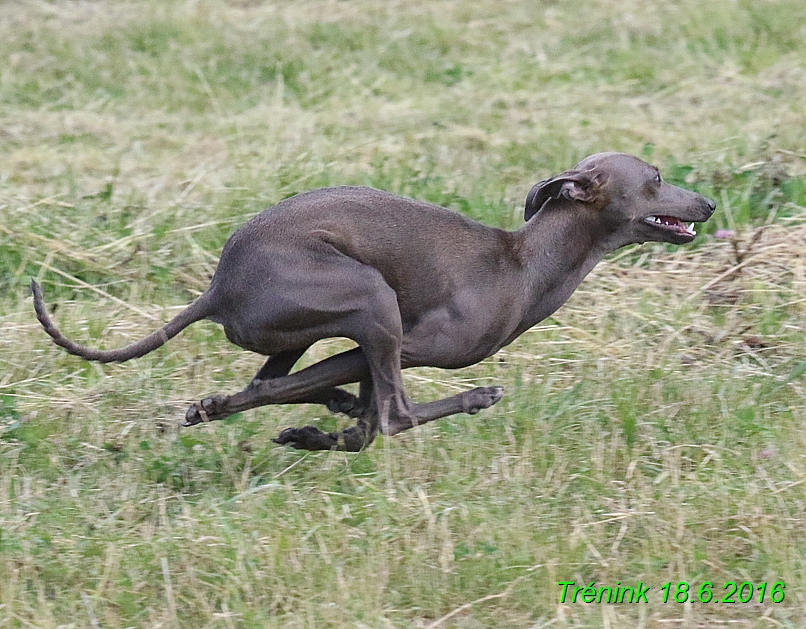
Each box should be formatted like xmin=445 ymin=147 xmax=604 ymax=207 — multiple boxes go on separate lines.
xmin=186 ymin=342 xmax=500 ymax=451
xmin=185 ymin=247 xmax=502 ymax=451
xmin=271 ymin=273 xmax=504 ymax=450
xmin=379 ymin=386 xmax=504 ymax=436
xmin=272 ymin=378 xmax=503 ymax=450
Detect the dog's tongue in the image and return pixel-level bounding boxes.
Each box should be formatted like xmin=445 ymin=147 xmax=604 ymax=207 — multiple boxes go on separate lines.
xmin=648 ymin=215 xmax=695 ymax=236
xmin=657 ymin=215 xmax=683 ymax=227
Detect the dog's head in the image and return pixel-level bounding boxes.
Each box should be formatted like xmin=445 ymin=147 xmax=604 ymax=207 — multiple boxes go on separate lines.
xmin=524 ymin=152 xmax=716 ymax=246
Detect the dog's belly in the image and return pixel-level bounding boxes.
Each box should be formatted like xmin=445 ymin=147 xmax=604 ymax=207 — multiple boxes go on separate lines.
xmin=400 ymin=306 xmax=514 ymax=369
xmin=218 ymin=317 xmax=339 ymax=356
xmin=220 ymin=325 xmax=297 ymax=355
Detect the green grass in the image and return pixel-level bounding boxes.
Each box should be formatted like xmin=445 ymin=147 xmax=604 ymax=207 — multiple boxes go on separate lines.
xmin=2 ymin=0 xmax=806 ymax=626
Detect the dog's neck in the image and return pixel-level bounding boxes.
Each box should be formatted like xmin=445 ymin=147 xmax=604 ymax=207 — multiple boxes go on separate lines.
xmin=512 ymin=203 xmax=620 ymax=330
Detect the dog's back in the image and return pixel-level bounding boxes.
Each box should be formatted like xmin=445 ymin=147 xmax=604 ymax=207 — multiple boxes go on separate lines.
xmin=210 ymin=186 xmax=519 ymax=323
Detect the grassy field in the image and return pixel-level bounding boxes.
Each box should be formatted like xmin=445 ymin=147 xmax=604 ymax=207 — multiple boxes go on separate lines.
xmin=2 ymin=0 xmax=806 ymax=626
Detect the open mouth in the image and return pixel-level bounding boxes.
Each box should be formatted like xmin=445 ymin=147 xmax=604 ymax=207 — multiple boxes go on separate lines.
xmin=644 ymin=215 xmax=696 ymax=237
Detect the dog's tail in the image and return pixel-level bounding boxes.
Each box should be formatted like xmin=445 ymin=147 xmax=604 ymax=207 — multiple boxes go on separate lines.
xmin=31 ymin=280 xmax=213 ymax=363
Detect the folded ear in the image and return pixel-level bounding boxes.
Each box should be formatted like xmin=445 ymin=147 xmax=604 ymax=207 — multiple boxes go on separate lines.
xmin=524 ymin=169 xmax=608 ymax=221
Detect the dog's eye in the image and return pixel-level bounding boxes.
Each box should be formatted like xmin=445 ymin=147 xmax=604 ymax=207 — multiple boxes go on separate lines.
xmin=654 ymin=172 xmax=662 ymax=184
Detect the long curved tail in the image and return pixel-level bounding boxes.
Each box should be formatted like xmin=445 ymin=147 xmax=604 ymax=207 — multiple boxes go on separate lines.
xmin=31 ymin=280 xmax=212 ymax=363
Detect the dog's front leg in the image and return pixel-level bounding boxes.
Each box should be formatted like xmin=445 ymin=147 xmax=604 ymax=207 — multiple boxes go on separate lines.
xmin=184 ymin=348 xmax=370 ymax=426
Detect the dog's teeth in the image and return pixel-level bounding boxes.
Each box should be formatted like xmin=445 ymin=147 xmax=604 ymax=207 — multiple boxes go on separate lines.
xmin=688 ymin=223 xmax=694 ymax=231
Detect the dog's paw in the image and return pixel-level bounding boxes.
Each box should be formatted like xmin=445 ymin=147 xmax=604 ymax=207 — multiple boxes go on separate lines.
xmin=462 ymin=386 xmax=504 ymax=415
xmin=273 ymin=425 xmax=339 ymax=451
xmin=325 ymin=389 xmax=365 ymax=418
xmin=183 ymin=394 xmax=229 ymax=426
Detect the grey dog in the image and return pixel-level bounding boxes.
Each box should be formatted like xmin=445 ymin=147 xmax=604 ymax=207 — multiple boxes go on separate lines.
xmin=33 ymin=152 xmax=715 ymax=451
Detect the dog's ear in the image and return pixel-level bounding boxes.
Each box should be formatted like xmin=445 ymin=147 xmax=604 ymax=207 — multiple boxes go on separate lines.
xmin=524 ymin=169 xmax=609 ymax=221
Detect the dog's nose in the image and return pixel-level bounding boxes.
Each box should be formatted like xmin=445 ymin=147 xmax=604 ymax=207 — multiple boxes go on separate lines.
xmin=706 ymin=198 xmax=716 ymax=213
